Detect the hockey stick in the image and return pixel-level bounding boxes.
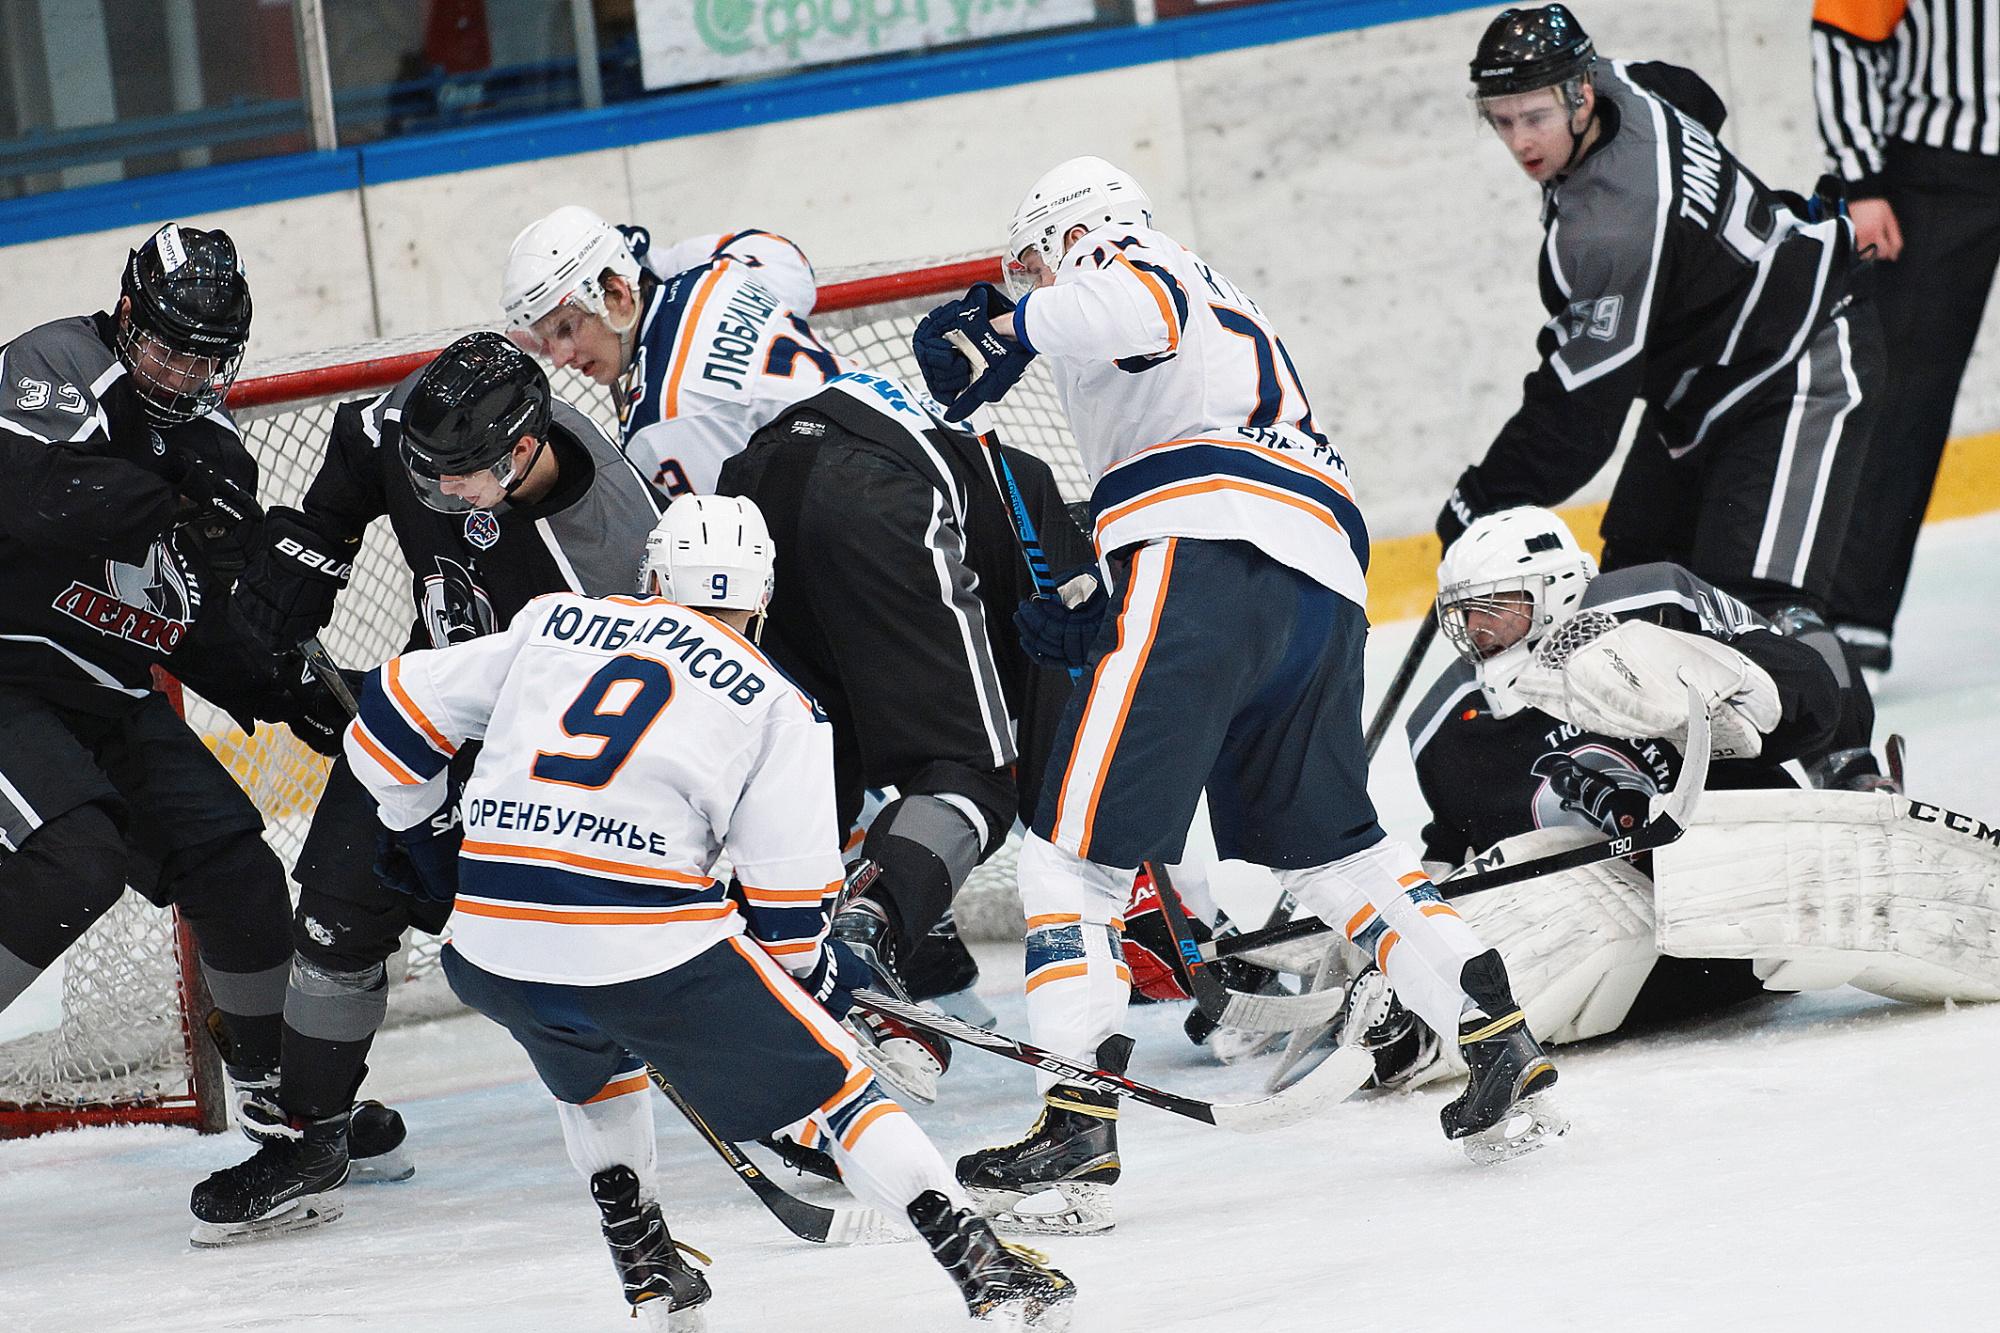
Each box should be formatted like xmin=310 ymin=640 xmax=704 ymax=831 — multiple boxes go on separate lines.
xmin=1363 ymin=609 xmax=1439 ymax=761
xmin=852 ymin=987 xmax=1371 ymax=1133
xmin=1196 ymin=684 xmax=1714 ymax=970
xmin=645 ymin=1069 xmax=904 ymax=1247
xmin=299 ymin=634 xmax=360 ymax=716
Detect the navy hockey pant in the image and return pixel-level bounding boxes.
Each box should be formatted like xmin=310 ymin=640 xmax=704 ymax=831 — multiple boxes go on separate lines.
xmin=441 ymin=934 xmax=856 ymax=1142
xmin=1032 ymin=537 xmax=1384 ymax=870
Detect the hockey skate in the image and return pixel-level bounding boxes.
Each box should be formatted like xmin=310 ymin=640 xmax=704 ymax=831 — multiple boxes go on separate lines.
xmin=956 ymin=1038 xmax=1127 ymax=1236
xmin=1440 ymin=950 xmax=1567 ymax=1165
xmin=834 ymin=898 xmax=952 ymax=1103
xmin=228 ymin=1067 xmax=414 ymax=1184
xmin=590 ymin=1165 xmax=712 ymax=1332
xmin=908 ymin=1189 xmax=1077 ymax=1330
xmin=189 ymin=1109 xmax=352 ymax=1246
xmin=757 ymin=1131 xmax=842 ymax=1183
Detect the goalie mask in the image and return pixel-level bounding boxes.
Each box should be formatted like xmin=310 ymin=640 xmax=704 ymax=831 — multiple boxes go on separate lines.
xmin=500 ymin=204 xmax=644 ymax=357
xmin=116 ymin=223 xmax=252 ymax=426
xmin=1436 ymin=506 xmax=1597 ymax=718
xmin=1005 ymin=156 xmax=1153 ymax=298
xmin=400 ymin=332 xmax=552 ymax=514
xmin=641 ymin=494 xmax=776 ymax=621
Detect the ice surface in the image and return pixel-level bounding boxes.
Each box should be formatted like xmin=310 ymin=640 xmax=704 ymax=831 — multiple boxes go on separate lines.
xmin=5 ymin=514 xmax=1996 ymax=1332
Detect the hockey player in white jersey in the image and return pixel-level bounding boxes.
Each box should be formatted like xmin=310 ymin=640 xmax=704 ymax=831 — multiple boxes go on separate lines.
xmin=500 ymin=206 xmax=845 ymax=496
xmin=340 ymin=495 xmax=1076 ymax=1329
xmin=913 ymin=158 xmax=1566 ymax=1226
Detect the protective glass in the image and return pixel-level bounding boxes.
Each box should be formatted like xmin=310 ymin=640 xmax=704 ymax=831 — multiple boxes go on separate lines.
xmin=115 ymin=321 xmax=242 ymax=426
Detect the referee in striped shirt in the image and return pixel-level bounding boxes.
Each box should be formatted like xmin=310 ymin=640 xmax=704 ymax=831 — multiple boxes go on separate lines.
xmin=1814 ymin=1 xmax=2000 ymax=673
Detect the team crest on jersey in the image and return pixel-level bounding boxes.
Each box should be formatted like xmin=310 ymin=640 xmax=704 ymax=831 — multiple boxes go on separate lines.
xmin=463 ymin=509 xmax=501 ymax=550
xmin=421 ymin=556 xmax=497 ymax=646
xmin=1529 ymin=744 xmax=1656 ymax=833
xmin=51 ymin=540 xmax=200 ymax=652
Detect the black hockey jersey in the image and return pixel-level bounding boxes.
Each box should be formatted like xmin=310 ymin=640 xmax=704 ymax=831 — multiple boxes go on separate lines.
xmin=1405 ymin=563 xmax=1842 ymax=864
xmin=0 ymin=312 xmax=259 ymax=710
xmin=287 ymin=371 xmax=664 ymax=653
xmin=1461 ymin=60 xmax=1859 ymax=511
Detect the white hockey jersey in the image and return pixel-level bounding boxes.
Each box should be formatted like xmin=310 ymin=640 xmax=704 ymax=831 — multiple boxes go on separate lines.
xmin=1013 ymin=222 xmax=1369 ymax=609
xmin=621 ymin=230 xmax=855 ymax=496
xmin=343 ymin=592 xmax=844 ymax=987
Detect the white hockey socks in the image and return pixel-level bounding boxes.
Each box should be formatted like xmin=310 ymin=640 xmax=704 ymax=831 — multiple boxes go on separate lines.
xmin=1017 ymin=833 xmax=1133 ymax=1094
xmin=783 ymin=1074 xmax=971 ymax=1217
xmin=1279 ymin=839 xmax=1488 ymax=1039
xmin=555 ymin=1067 xmax=659 ymax=1198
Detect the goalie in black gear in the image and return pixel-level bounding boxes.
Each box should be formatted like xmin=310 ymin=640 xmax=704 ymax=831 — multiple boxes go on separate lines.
xmin=190 ymin=332 xmax=663 ymax=1245
xmin=0 ymin=224 xmax=330 ymax=1158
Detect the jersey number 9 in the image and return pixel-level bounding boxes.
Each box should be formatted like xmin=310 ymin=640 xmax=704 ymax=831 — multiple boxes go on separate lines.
xmin=532 ymin=656 xmax=675 ymax=789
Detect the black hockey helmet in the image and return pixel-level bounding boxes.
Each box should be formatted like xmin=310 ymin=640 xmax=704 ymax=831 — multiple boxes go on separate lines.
xmin=1470 ymin=4 xmax=1596 ymax=99
xmin=399 ymin=331 xmax=553 ymax=513
xmin=116 ymin=223 xmax=252 ymax=426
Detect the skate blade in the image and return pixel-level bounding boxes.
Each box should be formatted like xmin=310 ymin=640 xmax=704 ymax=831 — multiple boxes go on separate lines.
xmin=634 ymin=1296 xmax=707 ymax=1332
xmin=1461 ymin=1093 xmax=1570 ymax=1166
xmin=350 ymin=1142 xmax=415 ymax=1183
xmin=969 ymin=1183 xmax=1113 ymax=1237
xmin=972 ymin=1294 xmax=1075 ymax=1331
xmin=850 ymin=1036 xmax=940 ymax=1105
xmin=189 ymin=1192 xmax=344 ymax=1247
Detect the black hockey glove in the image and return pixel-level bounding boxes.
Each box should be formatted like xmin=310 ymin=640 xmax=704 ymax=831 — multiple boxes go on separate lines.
xmin=373 ymin=798 xmax=464 ymax=905
xmin=794 ymin=937 xmax=870 ymax=1021
xmin=171 ymin=458 xmax=265 ymax=578
xmin=232 ymin=507 xmax=360 ymax=655
xmin=1530 ymin=752 xmax=1651 ymax=836
xmin=273 ymin=654 xmax=365 ymax=759
xmin=1013 ymin=564 xmax=1109 ymax=670
xmin=912 ymin=283 xmax=1033 ymax=423
xmin=1435 ymin=467 xmax=1498 ymax=552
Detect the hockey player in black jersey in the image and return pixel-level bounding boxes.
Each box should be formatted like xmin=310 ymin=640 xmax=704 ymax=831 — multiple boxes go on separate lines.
xmin=190 ymin=332 xmax=663 ymax=1244
xmin=0 ymin=225 xmax=331 ymax=1149
xmin=1439 ymin=6 xmax=1884 ymax=784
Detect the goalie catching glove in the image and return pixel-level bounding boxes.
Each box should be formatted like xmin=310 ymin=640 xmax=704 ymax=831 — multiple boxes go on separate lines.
xmin=911 ymin=282 xmax=1035 ymax=423
xmin=1516 ymin=618 xmax=1780 ymax=760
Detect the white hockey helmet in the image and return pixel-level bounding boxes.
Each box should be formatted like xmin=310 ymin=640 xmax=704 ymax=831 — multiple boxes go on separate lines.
xmin=1436 ymin=506 xmax=1598 ymax=718
xmin=500 ymin=205 xmax=642 ymax=350
xmin=1004 ymin=156 xmax=1153 ymax=297
xmin=641 ymin=494 xmax=776 ymax=617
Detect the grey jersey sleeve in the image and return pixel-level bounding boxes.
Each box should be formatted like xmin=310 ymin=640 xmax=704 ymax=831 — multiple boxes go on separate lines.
xmin=539 ymin=401 xmax=666 ymax=597
xmin=1579 ymin=562 xmax=1768 ymax=638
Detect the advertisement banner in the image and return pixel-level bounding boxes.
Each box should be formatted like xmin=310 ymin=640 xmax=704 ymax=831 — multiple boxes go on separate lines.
xmin=638 ymin=0 xmax=1101 ymax=90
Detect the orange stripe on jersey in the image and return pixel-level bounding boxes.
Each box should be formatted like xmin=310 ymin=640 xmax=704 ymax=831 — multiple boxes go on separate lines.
xmin=1375 ymin=930 xmax=1400 ymax=970
xmin=385 ymin=657 xmax=455 ymax=756
xmin=460 ymin=839 xmax=716 ymax=887
xmin=453 ymin=899 xmax=736 ymax=926
xmin=1397 ymin=871 xmax=1430 ymax=888
xmin=663 ymin=260 xmax=732 ymax=418
xmin=762 ymin=939 xmax=821 ymax=957
xmin=1421 ymin=903 xmax=1462 ymax=921
xmin=1025 ymin=913 xmax=1082 ymax=930
xmin=741 ymin=882 xmax=839 ymax=904
xmin=1112 ymin=253 xmax=1180 ymax=355
xmin=1344 ymin=905 xmax=1376 ymax=938
xmin=1095 ymin=479 xmax=1346 ymax=545
xmin=584 ymin=1072 xmax=651 ymax=1104
xmin=351 ymin=723 xmax=422 ymax=786
xmin=727 ymin=936 xmax=860 ymax=1074
xmin=1025 ymin=961 xmax=1090 ymax=993
xmin=1813 ymin=0 xmax=1906 ymax=43
xmin=1121 ymin=437 xmax=1357 ymax=504
xmin=839 ymin=1102 xmax=900 ymax=1152
xmin=818 ymin=1066 xmax=873 ymax=1115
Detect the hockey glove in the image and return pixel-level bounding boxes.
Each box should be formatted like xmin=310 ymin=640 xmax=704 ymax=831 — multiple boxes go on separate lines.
xmin=276 ymin=655 xmax=366 ymax=759
xmin=1012 ymin=565 xmax=1109 ymax=670
xmin=1121 ymin=867 xmax=1209 ymax=1003
xmin=1530 ymin=752 xmax=1652 ymax=836
xmin=912 ymin=283 xmax=1033 ymax=423
xmin=797 ymin=938 xmax=871 ymax=1022
xmin=1435 ymin=467 xmax=1499 ymax=552
xmin=231 ymin=508 xmax=360 ymax=655
xmin=373 ymin=800 xmax=463 ymax=905
xmin=171 ymin=459 xmax=265 ymax=578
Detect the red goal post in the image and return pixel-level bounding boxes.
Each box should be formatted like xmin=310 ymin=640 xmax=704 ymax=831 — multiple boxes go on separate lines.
xmin=0 ymin=254 xmax=1074 ymax=1137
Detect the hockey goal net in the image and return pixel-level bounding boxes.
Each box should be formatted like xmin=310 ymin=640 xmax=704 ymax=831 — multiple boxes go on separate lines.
xmin=0 ymin=256 xmax=1082 ymax=1136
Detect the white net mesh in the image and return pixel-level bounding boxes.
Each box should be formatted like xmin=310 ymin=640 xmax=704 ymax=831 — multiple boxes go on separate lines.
xmin=0 ymin=258 xmax=1076 ymax=1127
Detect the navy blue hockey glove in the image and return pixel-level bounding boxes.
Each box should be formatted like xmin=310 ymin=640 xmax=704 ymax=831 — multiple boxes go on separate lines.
xmin=373 ymin=799 xmax=464 ymax=904
xmin=798 ymin=937 xmax=871 ymax=1021
xmin=1531 ymin=753 xmax=1651 ymax=836
xmin=1013 ymin=564 xmax=1110 ymax=670
xmin=912 ymin=283 xmax=1033 ymax=423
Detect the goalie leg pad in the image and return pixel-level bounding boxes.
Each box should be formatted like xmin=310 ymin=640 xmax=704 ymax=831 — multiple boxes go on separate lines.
xmin=1278 ymin=838 xmax=1485 ymax=1042
xmin=1653 ymin=788 xmax=2000 ymax=1003
xmin=1018 ymin=833 xmax=1133 ymax=1095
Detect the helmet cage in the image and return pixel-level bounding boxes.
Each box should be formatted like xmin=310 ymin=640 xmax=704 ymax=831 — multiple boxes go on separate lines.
xmin=114 ymin=316 xmax=242 ymax=426
xmin=117 ymin=223 xmax=251 ymax=425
